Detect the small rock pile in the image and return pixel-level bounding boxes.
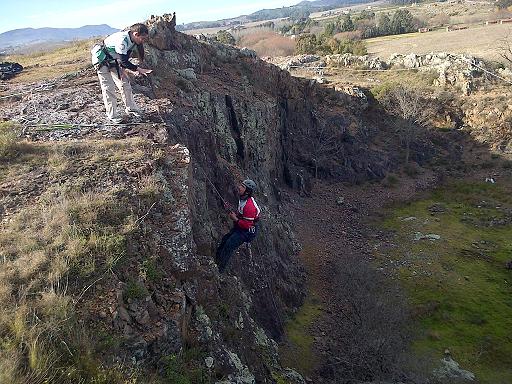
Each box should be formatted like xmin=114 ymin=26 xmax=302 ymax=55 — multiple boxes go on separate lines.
xmin=0 ymin=62 xmax=23 ymax=80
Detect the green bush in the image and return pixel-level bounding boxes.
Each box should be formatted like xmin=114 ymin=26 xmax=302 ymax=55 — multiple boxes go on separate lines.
xmin=164 ymin=354 xmax=209 ymax=384
xmin=383 ymin=174 xmax=399 ymax=188
xmin=0 ymin=121 xmax=21 ymax=160
xmin=215 ymin=30 xmax=235 ymax=45
xmin=142 ymin=259 xmax=163 ymax=282
xmin=370 ymin=81 xmax=399 ymax=101
xmin=404 ymin=163 xmax=420 ymax=178
xmin=295 ymin=34 xmax=367 ymax=56
xmin=295 ymin=34 xmax=318 ymax=54
xmin=124 ymin=279 xmax=148 ymax=300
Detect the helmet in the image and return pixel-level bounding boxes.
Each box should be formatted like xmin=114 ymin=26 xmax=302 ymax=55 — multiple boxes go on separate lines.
xmin=242 ymin=179 xmax=257 ymax=193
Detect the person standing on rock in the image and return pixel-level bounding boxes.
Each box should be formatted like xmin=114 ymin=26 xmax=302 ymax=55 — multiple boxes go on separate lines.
xmin=91 ymin=23 xmax=153 ymax=124
xmin=216 ymin=179 xmax=260 ymax=273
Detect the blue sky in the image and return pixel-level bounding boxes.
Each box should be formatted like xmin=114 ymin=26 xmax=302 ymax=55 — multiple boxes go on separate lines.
xmin=0 ymin=0 xmax=302 ymax=34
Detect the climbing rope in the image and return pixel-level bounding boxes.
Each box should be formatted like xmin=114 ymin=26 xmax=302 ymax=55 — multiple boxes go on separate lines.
xmin=195 ymin=164 xmax=231 ymax=208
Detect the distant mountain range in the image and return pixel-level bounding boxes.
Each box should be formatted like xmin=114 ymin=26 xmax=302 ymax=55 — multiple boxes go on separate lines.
xmin=177 ymin=0 xmax=379 ymax=31
xmin=0 ymin=25 xmax=118 ymax=53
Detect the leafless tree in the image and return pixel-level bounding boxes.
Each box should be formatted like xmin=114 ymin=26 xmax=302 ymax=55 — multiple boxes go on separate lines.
xmin=381 ymin=84 xmax=431 ymax=164
xmin=498 ymin=32 xmax=512 ymax=67
xmin=320 ymin=255 xmax=432 ymax=383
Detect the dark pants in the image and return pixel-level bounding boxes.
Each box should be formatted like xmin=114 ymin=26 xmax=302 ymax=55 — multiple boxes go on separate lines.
xmin=216 ymin=226 xmax=257 ymax=273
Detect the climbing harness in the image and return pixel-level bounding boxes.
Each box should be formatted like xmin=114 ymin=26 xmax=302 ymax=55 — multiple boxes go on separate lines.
xmin=92 ymin=41 xmax=122 ymax=78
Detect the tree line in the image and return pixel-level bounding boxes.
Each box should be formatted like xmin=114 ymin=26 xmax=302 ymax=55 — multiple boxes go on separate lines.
xmin=294 ymin=9 xmax=421 ymax=56
xmin=322 ymin=9 xmax=422 ymax=40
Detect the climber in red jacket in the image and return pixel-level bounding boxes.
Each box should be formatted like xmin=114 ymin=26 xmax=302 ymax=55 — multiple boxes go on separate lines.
xmin=216 ymin=179 xmax=260 ymax=273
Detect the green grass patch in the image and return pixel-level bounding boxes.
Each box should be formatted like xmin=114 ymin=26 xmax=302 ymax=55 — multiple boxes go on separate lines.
xmin=163 ymin=350 xmax=209 ymax=384
xmin=279 ymin=293 xmax=323 ymax=376
xmin=124 ymin=279 xmax=148 ymax=301
xmin=378 ymin=181 xmax=512 ymax=383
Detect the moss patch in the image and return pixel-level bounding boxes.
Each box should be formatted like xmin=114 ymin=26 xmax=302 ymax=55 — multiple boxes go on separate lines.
xmin=377 ymin=181 xmax=512 ymax=383
xmin=279 ymin=293 xmax=323 ymax=377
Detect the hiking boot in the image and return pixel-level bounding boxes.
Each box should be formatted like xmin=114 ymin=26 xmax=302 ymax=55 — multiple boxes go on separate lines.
xmin=108 ymin=116 xmax=124 ymax=124
xmin=126 ymin=108 xmax=143 ymax=118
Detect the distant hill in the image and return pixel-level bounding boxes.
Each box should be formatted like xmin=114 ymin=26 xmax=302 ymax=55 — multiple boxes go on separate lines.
xmin=0 ymin=24 xmax=118 ymax=53
xmin=177 ymin=0 xmax=379 ymax=31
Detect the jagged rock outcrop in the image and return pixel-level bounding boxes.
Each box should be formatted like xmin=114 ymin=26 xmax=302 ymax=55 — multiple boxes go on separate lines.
xmin=267 ymin=54 xmax=325 ymax=71
xmin=458 ymin=89 xmax=512 ymax=153
xmin=268 ymin=54 xmax=385 ymax=71
xmin=267 ymin=52 xmax=490 ymax=96
xmin=326 ymin=53 xmax=386 ymax=70
xmin=388 ymin=52 xmax=487 ymax=95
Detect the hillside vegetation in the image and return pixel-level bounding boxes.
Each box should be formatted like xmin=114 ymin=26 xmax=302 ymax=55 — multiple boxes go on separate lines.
xmin=3 ymin=39 xmax=93 ymax=82
xmin=0 ymin=123 xmax=168 ymax=382
xmin=2 ymin=10 xmax=512 ymax=384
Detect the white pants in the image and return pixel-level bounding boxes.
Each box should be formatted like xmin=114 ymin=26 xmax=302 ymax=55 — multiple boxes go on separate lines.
xmin=97 ymin=65 xmax=139 ymax=119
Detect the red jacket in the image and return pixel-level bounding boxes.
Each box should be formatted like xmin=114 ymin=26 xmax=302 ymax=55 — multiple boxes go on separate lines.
xmin=236 ymin=197 xmax=260 ymax=230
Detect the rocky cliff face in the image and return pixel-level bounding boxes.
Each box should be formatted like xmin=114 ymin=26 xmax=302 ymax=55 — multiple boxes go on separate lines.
xmin=134 ymin=17 xmax=395 ymax=381
xmin=0 ymin=15 xmax=412 ymax=383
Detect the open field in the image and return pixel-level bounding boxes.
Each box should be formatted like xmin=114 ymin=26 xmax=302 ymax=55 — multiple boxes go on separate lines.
xmin=366 ymin=23 xmax=512 ymax=62
xmin=378 ymin=179 xmax=512 ymax=384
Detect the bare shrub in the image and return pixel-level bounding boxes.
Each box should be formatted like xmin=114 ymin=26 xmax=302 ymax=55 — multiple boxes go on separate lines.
xmin=237 ymin=31 xmax=295 ymax=57
xmin=430 ymin=13 xmax=451 ymax=27
xmin=318 ymin=255 xmax=430 ymax=383
xmin=333 ymin=30 xmax=363 ymax=41
xmin=380 ymin=84 xmax=432 ymax=164
xmin=499 ymin=32 xmax=512 ymax=67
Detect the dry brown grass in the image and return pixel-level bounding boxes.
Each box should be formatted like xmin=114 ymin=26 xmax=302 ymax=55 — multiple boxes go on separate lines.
xmin=0 ymin=121 xmax=24 ymax=160
xmin=0 ymin=136 xmax=164 ymax=383
xmin=333 ymin=30 xmax=363 ymax=41
xmin=4 ymin=39 xmax=95 ymax=83
xmin=0 ymin=187 xmax=130 ymax=382
xmin=366 ymin=23 xmax=512 ymax=62
xmin=237 ymin=31 xmax=295 ymax=57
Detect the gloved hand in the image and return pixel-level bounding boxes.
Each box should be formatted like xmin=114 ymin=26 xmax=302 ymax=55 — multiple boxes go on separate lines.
xmin=223 ymin=201 xmax=234 ymax=212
